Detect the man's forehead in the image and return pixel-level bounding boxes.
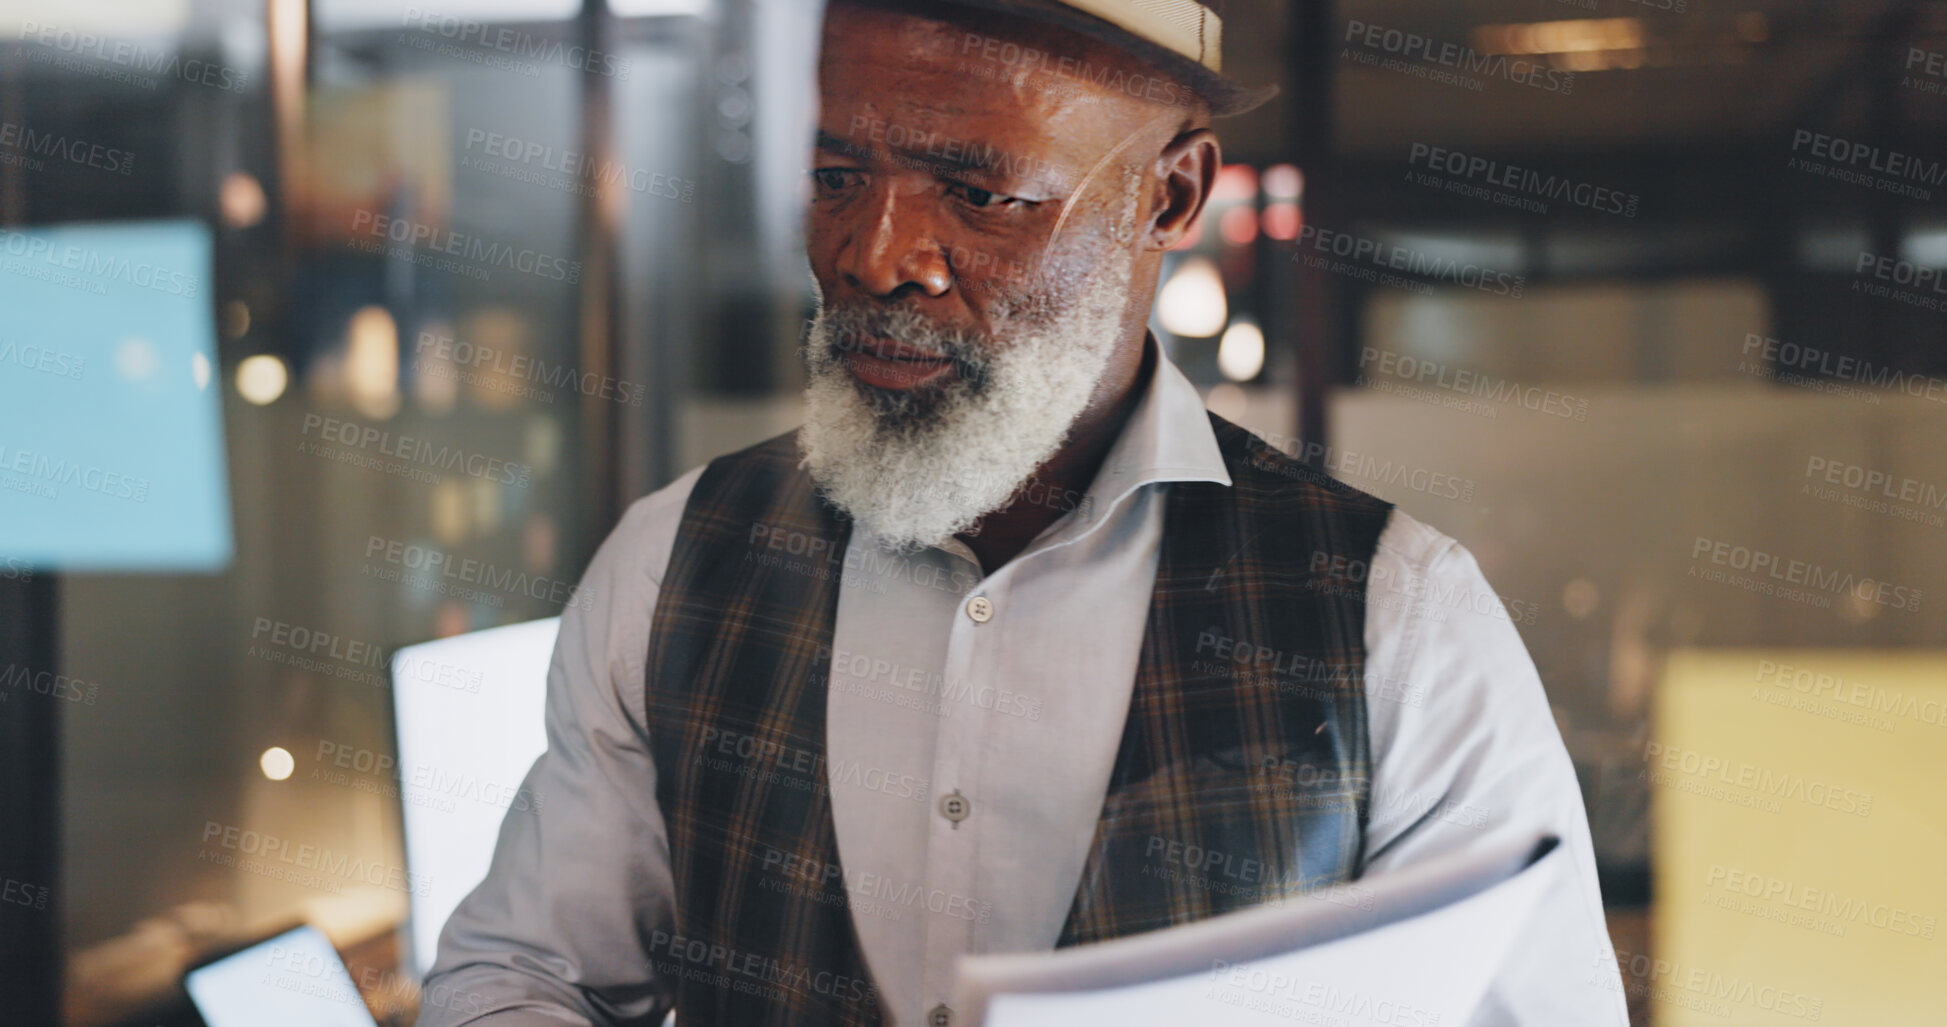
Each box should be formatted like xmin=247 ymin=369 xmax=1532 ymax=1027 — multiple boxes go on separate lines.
xmin=818 ymin=87 xmax=1073 ymax=166
xmin=819 ymin=2 xmax=1165 ymax=131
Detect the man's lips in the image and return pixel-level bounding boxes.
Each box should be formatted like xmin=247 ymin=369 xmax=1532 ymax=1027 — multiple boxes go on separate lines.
xmin=840 ymin=337 xmax=956 ymax=390
xmin=853 ymin=336 xmax=948 ymax=361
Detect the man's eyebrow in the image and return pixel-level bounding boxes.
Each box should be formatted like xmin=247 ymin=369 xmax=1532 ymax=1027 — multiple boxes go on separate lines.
xmin=815 ymin=131 xmax=874 ymax=160
xmin=815 ymin=129 xmax=1046 ymax=184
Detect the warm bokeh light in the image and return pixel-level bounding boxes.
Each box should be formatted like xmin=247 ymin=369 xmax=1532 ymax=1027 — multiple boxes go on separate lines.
xmin=471 ymin=475 xmax=504 ymax=537
xmin=1563 ymin=578 xmax=1601 ymax=620
xmin=1262 ymin=164 xmax=1303 ymax=200
xmin=1217 ymin=320 xmax=1265 ymax=382
xmin=1550 ymin=49 xmax=1647 ymax=72
xmin=1156 ymin=256 xmax=1227 ymax=338
xmin=432 ymin=478 xmax=471 ymax=546
xmin=259 ymin=747 xmax=294 ymax=781
xmin=346 ymin=304 xmax=400 ymax=419
xmin=413 ymin=318 xmax=461 ymax=415
xmin=1212 ymin=164 xmax=1258 ymax=202
xmin=1476 ymin=18 xmax=1644 ymax=55
xmin=221 ymin=300 xmax=252 ymax=339
xmin=524 ymin=415 xmax=563 ymax=476
xmin=235 ymin=354 xmax=290 ymax=405
xmin=220 ymin=173 xmax=267 ymax=229
xmin=1220 ymin=206 xmax=1259 ymax=247
xmin=1262 ymin=203 xmax=1302 ymax=241
xmin=459 ymin=308 xmax=532 ymax=411
xmin=524 ymin=513 xmax=559 ymax=574
xmin=1475 ymin=17 xmax=1658 ymax=71
xmin=434 ymin=601 xmax=471 ymax=639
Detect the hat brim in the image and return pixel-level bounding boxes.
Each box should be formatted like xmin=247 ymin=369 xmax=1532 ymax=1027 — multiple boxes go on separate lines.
xmin=918 ymin=0 xmax=1279 ymax=117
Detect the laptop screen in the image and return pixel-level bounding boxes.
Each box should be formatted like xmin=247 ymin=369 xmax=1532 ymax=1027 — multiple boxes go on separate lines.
xmin=390 ymin=616 xmax=559 ymax=976
xmin=184 ymin=924 xmax=380 ymax=1027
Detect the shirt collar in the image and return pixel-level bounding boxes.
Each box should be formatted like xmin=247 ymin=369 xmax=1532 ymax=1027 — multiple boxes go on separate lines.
xmin=929 ymin=333 xmax=1231 ymax=565
xmin=1087 ymin=331 xmax=1233 ymax=506
xmin=1003 ymin=333 xmax=1227 ymax=555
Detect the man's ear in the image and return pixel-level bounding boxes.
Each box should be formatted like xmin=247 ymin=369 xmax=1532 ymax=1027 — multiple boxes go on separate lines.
xmin=1147 ymin=128 xmax=1221 ymax=251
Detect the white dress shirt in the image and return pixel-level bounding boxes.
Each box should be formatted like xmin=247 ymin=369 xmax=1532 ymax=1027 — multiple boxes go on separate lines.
xmin=422 ymin=342 xmax=1627 ymax=1026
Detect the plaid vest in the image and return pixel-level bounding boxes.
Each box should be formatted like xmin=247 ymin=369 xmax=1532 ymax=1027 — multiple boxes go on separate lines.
xmin=643 ymin=413 xmax=1392 ymax=1026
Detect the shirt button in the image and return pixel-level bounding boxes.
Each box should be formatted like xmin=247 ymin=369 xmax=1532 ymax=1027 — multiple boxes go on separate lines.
xmin=927 ymin=1003 xmax=953 ymax=1027
xmin=939 ymin=790 xmax=971 ymax=823
xmin=965 ymin=595 xmax=994 ymax=623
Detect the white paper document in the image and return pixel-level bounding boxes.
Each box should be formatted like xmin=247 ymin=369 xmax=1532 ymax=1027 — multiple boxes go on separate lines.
xmin=953 ymin=834 xmax=1564 ymax=1027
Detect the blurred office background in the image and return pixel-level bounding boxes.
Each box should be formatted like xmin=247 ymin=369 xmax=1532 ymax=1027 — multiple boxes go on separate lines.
xmin=2 ymin=0 xmax=1945 ymax=1023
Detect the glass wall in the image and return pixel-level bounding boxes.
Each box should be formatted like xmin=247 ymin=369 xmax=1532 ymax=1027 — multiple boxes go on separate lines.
xmin=0 ymin=1 xmax=739 ymax=1021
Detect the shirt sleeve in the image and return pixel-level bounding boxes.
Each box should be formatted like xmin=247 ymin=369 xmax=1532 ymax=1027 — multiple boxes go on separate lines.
xmin=418 ymin=466 xmax=703 ymax=1027
xmin=1358 ymin=509 xmax=1628 ymax=1026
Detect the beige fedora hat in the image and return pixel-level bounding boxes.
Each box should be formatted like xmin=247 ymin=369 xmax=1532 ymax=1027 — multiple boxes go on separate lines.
xmin=901 ymin=0 xmax=1279 ymax=116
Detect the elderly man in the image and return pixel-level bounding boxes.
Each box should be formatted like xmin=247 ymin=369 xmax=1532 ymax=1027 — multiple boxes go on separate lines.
xmin=423 ymin=1 xmax=1627 ymax=1024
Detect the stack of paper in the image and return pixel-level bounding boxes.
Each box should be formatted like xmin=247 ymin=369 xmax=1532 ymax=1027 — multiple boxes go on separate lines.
xmin=954 ymin=834 xmax=1563 ymax=1027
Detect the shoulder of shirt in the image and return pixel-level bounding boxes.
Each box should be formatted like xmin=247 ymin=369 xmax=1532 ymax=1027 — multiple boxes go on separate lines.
xmin=601 ymin=429 xmax=820 ymax=598
xmin=1217 ymin=417 xmax=1394 ymax=513
xmin=608 ymin=463 xmax=706 ymax=593
xmin=1364 ymin=506 xmax=1503 ymax=621
xmin=1372 ymin=506 xmax=1466 ymax=578
xmin=611 ymin=430 xmax=806 ymax=584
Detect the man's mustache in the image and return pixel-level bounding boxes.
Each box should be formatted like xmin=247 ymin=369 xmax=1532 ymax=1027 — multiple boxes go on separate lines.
xmin=818 ymin=305 xmax=990 ymax=378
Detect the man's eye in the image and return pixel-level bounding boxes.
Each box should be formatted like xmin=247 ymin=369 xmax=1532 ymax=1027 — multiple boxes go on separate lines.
xmin=812 ymin=168 xmax=859 ymax=191
xmin=954 ymin=184 xmax=1014 ymax=209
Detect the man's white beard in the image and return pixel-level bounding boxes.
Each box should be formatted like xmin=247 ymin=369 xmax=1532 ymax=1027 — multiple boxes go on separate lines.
xmin=799 ymin=252 xmax=1134 ymax=552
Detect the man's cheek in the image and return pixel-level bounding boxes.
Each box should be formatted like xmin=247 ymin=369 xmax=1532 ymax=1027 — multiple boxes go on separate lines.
xmin=801 ymin=231 xmax=845 ymax=298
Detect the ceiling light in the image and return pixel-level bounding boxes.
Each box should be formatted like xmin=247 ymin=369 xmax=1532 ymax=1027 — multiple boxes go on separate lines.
xmin=1476 ymin=18 xmax=1645 ymax=56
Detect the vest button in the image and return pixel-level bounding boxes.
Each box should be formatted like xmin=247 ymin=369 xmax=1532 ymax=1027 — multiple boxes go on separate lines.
xmin=965 ymin=595 xmax=994 ymax=623
xmin=939 ymin=790 xmax=971 ymax=823
xmin=927 ymin=1003 xmax=953 ymax=1026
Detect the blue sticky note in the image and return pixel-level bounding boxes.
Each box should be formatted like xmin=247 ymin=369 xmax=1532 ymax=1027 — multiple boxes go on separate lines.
xmin=0 ymin=219 xmax=232 ymax=572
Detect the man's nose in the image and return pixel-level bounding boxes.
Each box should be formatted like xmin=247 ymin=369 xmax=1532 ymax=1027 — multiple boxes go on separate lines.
xmin=835 ymin=183 xmax=952 ymax=298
